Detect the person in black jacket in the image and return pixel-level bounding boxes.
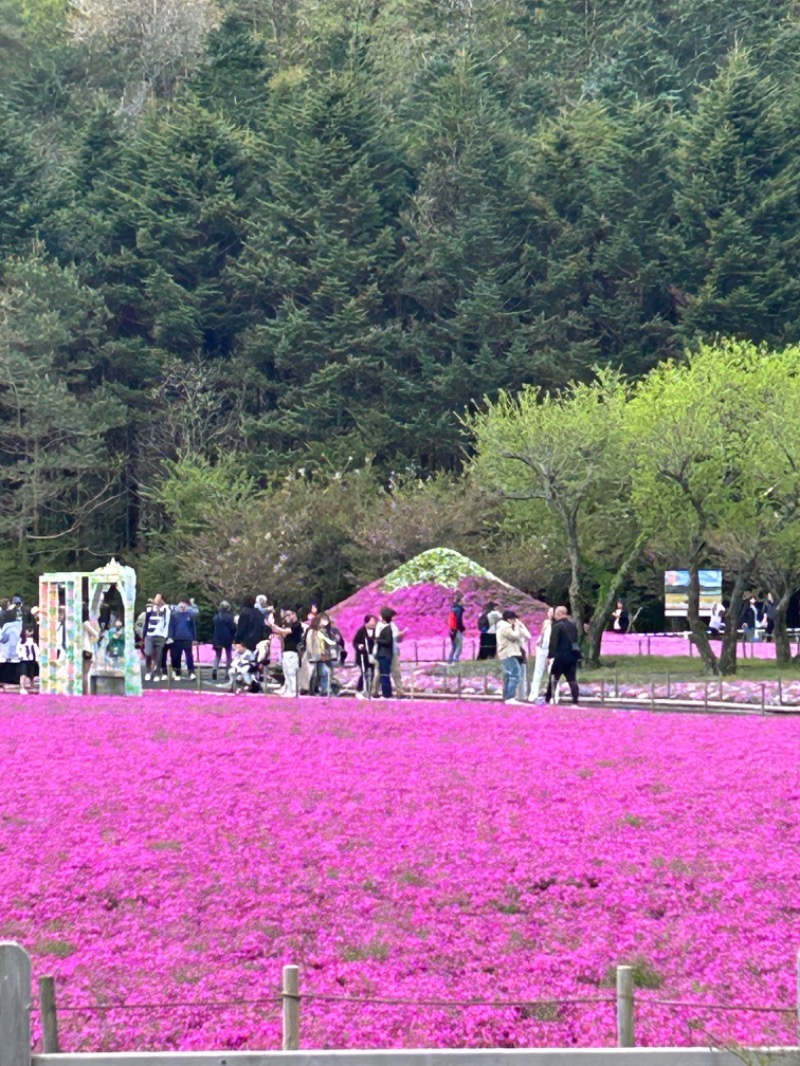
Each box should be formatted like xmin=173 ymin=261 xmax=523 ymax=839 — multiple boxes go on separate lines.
xmin=353 ymin=614 xmax=378 ymax=699
xmin=546 ymin=605 xmax=581 ymax=705
xmin=211 ymin=600 xmax=236 ymax=680
xmin=374 ymin=607 xmax=396 ymax=699
xmin=739 ymin=597 xmax=759 ymax=643
xmin=235 ymin=594 xmax=267 ymax=652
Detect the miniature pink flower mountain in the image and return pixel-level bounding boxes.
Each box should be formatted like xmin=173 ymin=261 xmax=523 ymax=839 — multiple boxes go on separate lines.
xmin=329 ymin=548 xmax=547 ymax=643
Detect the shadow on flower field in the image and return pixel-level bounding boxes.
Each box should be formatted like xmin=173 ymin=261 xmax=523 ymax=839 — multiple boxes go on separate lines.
xmin=1 ymin=693 xmax=799 ymax=1051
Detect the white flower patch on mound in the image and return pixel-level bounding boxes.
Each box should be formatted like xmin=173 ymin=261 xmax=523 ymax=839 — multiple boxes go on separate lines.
xmin=382 ymin=548 xmax=511 ymax=592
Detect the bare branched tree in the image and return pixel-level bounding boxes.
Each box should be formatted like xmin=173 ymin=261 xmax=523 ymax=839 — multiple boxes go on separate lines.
xmin=69 ymin=0 xmax=221 ymax=109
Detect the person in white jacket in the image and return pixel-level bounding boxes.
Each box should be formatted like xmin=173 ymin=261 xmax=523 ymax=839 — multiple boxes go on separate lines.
xmin=528 ymin=606 xmax=554 ymax=703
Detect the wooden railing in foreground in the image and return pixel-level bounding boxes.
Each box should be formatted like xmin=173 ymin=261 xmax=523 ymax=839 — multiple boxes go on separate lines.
xmin=2 ymin=943 xmax=798 ymax=1066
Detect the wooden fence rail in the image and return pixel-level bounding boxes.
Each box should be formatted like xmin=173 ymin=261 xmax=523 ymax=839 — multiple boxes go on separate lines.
xmin=2 ymin=942 xmax=800 ymax=1066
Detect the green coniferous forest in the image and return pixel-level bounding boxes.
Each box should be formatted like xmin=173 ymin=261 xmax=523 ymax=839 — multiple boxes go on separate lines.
xmin=3 ymin=0 xmax=800 ymax=612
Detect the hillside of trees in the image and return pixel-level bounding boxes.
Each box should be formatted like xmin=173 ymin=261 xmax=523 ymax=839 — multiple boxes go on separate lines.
xmin=2 ymin=0 xmax=800 ymax=616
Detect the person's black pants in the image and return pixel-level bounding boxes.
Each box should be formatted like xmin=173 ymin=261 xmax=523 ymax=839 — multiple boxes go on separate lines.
xmin=477 ymin=634 xmax=497 ymax=660
xmin=546 ymin=659 xmax=579 ymax=703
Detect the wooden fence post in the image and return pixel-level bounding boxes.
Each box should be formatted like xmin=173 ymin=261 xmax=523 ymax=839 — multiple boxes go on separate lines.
xmin=0 ymin=942 xmax=31 ymax=1066
xmin=616 ymin=964 xmax=635 ymax=1048
xmin=282 ymin=964 xmax=300 ymax=1051
xmin=38 ymin=976 xmax=59 ymax=1054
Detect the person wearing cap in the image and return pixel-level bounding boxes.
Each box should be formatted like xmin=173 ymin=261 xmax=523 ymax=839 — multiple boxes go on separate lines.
xmin=495 ymin=610 xmax=531 ymax=705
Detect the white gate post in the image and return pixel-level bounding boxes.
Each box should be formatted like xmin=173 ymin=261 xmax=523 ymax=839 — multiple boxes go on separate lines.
xmin=0 ymin=942 xmax=32 ymax=1066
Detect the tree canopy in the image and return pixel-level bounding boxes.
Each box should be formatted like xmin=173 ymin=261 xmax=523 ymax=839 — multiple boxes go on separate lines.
xmin=4 ymin=0 xmax=800 ymax=616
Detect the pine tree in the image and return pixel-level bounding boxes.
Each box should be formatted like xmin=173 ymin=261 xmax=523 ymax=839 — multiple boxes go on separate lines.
xmin=232 ymin=65 xmax=411 ymax=466
xmin=668 ymin=49 xmax=800 ymax=347
xmin=66 ymin=98 xmax=250 ymax=382
xmin=0 ymin=252 xmax=127 ymax=561
xmin=522 ymin=98 xmax=676 ymax=378
xmin=0 ymin=105 xmax=40 ymax=258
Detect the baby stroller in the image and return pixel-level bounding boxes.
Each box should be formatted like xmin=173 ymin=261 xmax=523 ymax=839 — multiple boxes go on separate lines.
xmin=229 ymin=648 xmax=262 ymax=694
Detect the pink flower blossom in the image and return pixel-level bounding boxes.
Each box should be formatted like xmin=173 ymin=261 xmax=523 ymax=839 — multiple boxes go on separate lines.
xmin=1 ymin=694 xmax=798 ymax=1051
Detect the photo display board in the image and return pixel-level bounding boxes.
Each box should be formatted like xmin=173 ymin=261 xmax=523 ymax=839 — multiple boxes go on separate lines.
xmin=664 ymin=569 xmax=722 ymax=617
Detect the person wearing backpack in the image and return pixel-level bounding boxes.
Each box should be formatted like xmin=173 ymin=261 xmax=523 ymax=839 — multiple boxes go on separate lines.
xmin=446 ymin=590 xmax=466 ymax=663
xmin=545 ymin=605 xmax=581 ymax=705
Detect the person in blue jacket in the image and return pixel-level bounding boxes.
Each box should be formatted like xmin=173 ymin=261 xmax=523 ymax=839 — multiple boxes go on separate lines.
xmin=168 ymin=596 xmax=198 ymax=679
xmin=211 ymin=600 xmax=236 ymax=680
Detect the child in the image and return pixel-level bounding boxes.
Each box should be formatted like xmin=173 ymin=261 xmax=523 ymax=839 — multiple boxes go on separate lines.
xmin=229 ymin=643 xmax=260 ymax=694
xmin=106 ymin=619 xmax=125 ymax=660
xmin=19 ymin=626 xmax=39 ymax=695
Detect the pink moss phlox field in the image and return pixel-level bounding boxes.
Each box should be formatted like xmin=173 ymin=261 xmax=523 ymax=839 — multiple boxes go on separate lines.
xmin=2 ymin=695 xmax=799 ymax=1052
xmin=330 ymin=577 xmax=546 ymax=644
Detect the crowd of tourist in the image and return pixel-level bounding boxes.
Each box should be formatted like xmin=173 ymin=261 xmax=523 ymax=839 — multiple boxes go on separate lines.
xmin=0 ymin=585 xmax=587 ymax=704
xmin=2 ymin=581 xmax=785 ymax=702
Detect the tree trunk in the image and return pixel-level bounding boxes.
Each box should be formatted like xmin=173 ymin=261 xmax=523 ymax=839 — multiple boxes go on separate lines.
xmin=583 ymin=536 xmax=644 ymax=668
xmin=687 ymin=562 xmax=719 ymax=674
xmin=774 ymin=590 xmax=793 ymax=665
xmin=565 ymin=514 xmax=584 ymax=642
xmin=718 ymin=567 xmax=753 ymax=675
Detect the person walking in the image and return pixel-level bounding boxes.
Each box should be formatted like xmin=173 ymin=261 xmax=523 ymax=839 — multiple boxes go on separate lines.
xmin=168 ymin=597 xmax=198 ymax=679
xmin=496 ymin=610 xmax=531 ymax=705
xmin=447 ymin=590 xmax=466 ymax=663
xmin=211 ymin=600 xmax=236 ymax=680
xmin=529 ymin=606 xmax=554 ymax=703
xmin=546 ymin=606 xmax=581 ymax=705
